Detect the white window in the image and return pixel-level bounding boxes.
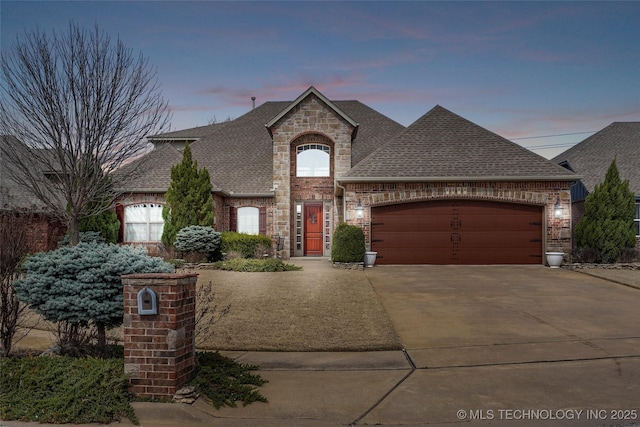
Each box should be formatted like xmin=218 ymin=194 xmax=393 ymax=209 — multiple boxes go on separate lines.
xmin=296 ymin=144 xmax=330 ymax=177
xmin=124 ymin=203 xmax=164 ymax=242
xmin=237 ymin=206 xmax=259 ymax=235
xmin=635 ymin=203 xmax=640 ymax=237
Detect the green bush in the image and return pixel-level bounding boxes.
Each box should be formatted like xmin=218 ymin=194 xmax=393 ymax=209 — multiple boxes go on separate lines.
xmin=221 ymin=232 xmax=272 ymax=258
xmin=13 ymin=242 xmax=173 ymax=348
xmin=0 ymin=351 xmax=269 ymax=425
xmin=331 ymin=223 xmax=365 ymax=263
xmin=174 ymin=226 xmax=222 ymax=262
xmin=78 ymin=208 xmax=120 ymax=244
xmin=0 ymin=356 xmax=137 ymax=424
xmin=211 ymin=258 xmax=302 ymax=272
xmin=162 ymin=144 xmax=214 ymax=247
xmin=190 ymin=351 xmax=267 ymax=409
xmin=575 ymin=159 xmax=637 ymax=263
xmin=59 ymin=230 xmax=106 ymax=246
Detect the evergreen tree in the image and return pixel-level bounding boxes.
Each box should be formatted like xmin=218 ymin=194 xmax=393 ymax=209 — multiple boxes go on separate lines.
xmin=78 ymin=209 xmax=120 ymax=244
xmin=13 ymin=242 xmax=173 ymax=348
xmin=575 ymin=158 xmax=636 ymax=263
xmin=162 ymin=144 xmax=214 ymax=247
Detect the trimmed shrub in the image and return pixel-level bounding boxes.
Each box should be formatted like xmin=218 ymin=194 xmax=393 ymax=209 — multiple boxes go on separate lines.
xmin=221 ymin=232 xmax=272 ymax=259
xmin=331 ymin=223 xmax=365 ymax=263
xmin=13 ymin=242 xmax=173 ymax=349
xmin=174 ymin=226 xmax=222 ymax=262
xmin=59 ymin=231 xmax=106 ymax=246
xmin=211 ymin=258 xmax=301 ymax=272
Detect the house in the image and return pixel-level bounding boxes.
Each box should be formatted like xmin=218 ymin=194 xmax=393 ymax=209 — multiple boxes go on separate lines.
xmin=118 ymin=86 xmax=576 ymax=264
xmin=552 ymin=122 xmax=640 ymax=249
xmin=0 ymin=136 xmax=66 ymax=252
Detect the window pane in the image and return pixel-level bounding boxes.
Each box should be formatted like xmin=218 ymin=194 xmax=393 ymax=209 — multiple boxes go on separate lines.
xmin=148 ymin=204 xmax=164 ymax=222
xmin=125 ymin=205 xmax=147 ymax=223
xmin=149 ymin=223 xmax=164 ymax=241
xmin=124 ymin=204 xmax=165 ymax=242
xmin=126 ymin=223 xmax=147 ymax=242
xmin=297 ymin=147 xmax=330 ymax=177
xmin=238 ymin=207 xmax=259 ymax=235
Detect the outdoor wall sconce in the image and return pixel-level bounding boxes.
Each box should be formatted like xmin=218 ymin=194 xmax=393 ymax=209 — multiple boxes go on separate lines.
xmin=554 ymin=197 xmax=563 ymax=219
xmin=355 ymin=199 xmax=364 ymax=219
xmin=137 ymin=287 xmax=158 ymax=315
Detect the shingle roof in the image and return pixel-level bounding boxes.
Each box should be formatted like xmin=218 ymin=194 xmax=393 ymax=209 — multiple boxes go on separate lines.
xmin=125 ymin=99 xmax=405 ymax=194
xmin=193 ymin=100 xmax=406 ymax=194
xmin=0 ymin=135 xmax=50 ymax=211
xmin=148 ymin=123 xmax=224 ymax=140
xmin=342 ymin=105 xmax=577 ymax=181
xmin=552 ymin=122 xmax=640 ymax=195
xmin=115 ymin=143 xmax=184 ymax=192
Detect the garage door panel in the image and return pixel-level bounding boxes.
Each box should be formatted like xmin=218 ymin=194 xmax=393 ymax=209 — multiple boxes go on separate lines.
xmin=456 ymin=248 xmax=543 ymax=264
xmin=375 ymin=248 xmax=455 ymax=265
xmin=373 ymin=231 xmax=453 ymax=249
xmin=459 ymin=231 xmax=542 ymax=248
xmin=371 ymin=200 xmax=543 ymax=265
xmin=372 ymin=215 xmax=452 ymax=232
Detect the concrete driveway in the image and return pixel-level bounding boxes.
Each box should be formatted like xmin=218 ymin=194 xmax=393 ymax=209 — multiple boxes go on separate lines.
xmin=362 ymin=265 xmax=640 ymax=425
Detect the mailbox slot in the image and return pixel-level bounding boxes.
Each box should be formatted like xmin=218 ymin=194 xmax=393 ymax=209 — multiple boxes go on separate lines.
xmin=137 ymin=287 xmax=158 ymax=315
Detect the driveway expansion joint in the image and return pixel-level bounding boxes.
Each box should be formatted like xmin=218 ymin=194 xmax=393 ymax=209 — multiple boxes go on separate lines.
xmin=349 ymin=348 xmax=417 ymax=426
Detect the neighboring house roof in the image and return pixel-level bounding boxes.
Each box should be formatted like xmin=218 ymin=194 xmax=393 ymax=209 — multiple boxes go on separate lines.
xmin=0 ymin=135 xmax=49 ymax=211
xmin=552 ymin=122 xmax=640 ymax=197
xmin=342 ymin=105 xmax=577 ymax=182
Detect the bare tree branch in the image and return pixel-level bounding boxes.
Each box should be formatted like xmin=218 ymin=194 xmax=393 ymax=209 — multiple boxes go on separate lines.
xmin=0 ymin=22 xmax=170 ymax=244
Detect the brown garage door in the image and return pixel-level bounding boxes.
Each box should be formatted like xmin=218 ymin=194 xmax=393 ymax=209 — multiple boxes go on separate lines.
xmin=371 ymin=200 xmax=543 ymax=265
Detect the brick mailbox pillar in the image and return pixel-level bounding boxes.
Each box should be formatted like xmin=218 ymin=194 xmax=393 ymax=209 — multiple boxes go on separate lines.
xmin=122 ymin=273 xmax=198 ymax=400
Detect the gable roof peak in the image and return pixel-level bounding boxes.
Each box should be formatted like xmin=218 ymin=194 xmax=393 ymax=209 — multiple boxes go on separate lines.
xmin=265 ymin=86 xmax=359 ymax=138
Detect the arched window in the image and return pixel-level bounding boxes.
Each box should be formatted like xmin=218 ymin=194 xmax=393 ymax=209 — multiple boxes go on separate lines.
xmin=237 ymin=206 xmax=260 ymax=235
xmin=296 ymin=144 xmax=330 ymax=177
xmin=124 ymin=203 xmax=164 ymax=242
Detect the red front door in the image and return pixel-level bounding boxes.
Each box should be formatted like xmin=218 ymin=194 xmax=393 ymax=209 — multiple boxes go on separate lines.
xmin=304 ymin=203 xmax=323 ymax=256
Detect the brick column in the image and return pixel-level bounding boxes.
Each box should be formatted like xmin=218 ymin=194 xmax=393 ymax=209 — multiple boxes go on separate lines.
xmin=122 ymin=273 xmax=197 ymax=400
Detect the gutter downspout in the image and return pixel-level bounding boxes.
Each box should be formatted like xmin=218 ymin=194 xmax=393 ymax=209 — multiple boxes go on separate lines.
xmin=335 ymin=179 xmax=347 ymax=224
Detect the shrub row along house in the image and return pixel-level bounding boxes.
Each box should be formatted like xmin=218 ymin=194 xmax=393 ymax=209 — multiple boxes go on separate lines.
xmin=3 ymin=87 xmax=638 ymax=263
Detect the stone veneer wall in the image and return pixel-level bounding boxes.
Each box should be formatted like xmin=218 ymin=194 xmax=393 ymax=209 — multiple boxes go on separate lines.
xmin=122 ymin=273 xmax=197 ymax=401
xmin=343 ymin=181 xmax=573 ymax=258
xmin=269 ymin=94 xmax=355 ymax=257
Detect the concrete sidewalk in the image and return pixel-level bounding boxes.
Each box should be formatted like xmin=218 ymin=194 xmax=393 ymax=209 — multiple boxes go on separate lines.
xmin=5 ymin=349 xmax=638 ymax=427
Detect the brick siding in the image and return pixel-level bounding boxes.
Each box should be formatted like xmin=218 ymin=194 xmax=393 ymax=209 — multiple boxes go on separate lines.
xmin=343 ymin=180 xmax=573 ymax=258
xmin=122 ymin=273 xmax=197 ymax=400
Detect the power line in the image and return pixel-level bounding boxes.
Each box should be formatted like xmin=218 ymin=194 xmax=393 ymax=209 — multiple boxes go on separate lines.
xmin=510 ymin=131 xmax=596 ymax=141
xmin=523 ymin=142 xmax=578 ymax=150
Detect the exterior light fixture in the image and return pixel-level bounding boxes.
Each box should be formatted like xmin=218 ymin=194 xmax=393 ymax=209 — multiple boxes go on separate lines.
xmin=554 ymin=197 xmax=563 ymax=219
xmin=355 ymin=199 xmax=364 ymax=219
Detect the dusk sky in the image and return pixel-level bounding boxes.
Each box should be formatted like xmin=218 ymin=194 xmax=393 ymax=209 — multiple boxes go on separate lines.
xmin=2 ymin=1 xmax=639 ymax=159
